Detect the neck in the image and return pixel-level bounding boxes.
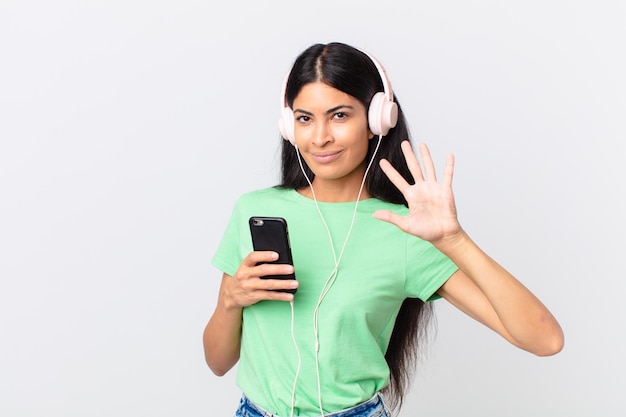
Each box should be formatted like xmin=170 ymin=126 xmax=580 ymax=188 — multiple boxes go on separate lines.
xmin=298 ymin=177 xmax=371 ymax=203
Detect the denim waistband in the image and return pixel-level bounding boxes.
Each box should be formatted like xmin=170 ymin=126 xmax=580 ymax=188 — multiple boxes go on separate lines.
xmin=235 ymin=393 xmax=389 ymax=417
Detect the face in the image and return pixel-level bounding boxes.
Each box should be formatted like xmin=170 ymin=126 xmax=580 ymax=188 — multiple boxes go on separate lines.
xmin=292 ymin=82 xmax=373 ymax=193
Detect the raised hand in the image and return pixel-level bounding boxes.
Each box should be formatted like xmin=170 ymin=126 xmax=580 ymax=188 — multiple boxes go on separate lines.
xmin=373 ymin=141 xmax=462 ymax=244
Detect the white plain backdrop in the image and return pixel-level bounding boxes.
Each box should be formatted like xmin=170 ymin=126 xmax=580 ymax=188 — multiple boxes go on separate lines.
xmin=1 ymin=1 xmax=625 ymax=416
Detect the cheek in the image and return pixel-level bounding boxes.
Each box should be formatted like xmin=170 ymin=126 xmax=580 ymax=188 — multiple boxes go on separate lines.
xmin=293 ymin=124 xmax=313 ymax=145
xmin=347 ymin=127 xmax=373 ymax=154
xmin=333 ymin=122 xmax=370 ymax=143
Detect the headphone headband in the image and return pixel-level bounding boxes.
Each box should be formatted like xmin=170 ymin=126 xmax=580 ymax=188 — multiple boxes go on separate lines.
xmin=362 ymin=51 xmax=394 ymax=102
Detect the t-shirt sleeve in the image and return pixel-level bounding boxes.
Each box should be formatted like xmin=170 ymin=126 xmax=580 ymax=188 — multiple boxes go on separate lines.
xmin=404 ymin=235 xmax=459 ymax=301
xmin=211 ymin=197 xmax=253 ymax=277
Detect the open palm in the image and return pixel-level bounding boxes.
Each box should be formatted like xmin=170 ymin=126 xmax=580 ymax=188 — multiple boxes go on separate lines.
xmin=373 ymin=141 xmax=461 ymax=243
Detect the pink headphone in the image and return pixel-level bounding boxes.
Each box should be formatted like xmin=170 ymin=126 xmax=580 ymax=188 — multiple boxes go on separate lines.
xmin=278 ymin=49 xmax=399 ymax=145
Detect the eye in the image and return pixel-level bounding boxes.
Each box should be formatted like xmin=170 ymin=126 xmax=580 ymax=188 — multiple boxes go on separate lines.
xmin=296 ymin=114 xmax=312 ymax=124
xmin=333 ymin=111 xmax=349 ymax=121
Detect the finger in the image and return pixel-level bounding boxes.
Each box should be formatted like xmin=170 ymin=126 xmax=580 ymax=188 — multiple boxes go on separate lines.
xmin=372 ymin=209 xmax=408 ymax=232
xmin=379 ymin=158 xmax=411 ymax=194
xmin=266 ymin=290 xmax=296 ymax=301
xmin=251 ymin=275 xmax=299 ymax=301
xmin=254 ymin=262 xmax=295 ymax=279
xmin=257 ymin=277 xmax=299 ymax=293
xmin=244 ymin=251 xmax=279 ymax=267
xmin=418 ymin=143 xmax=437 ymax=182
xmin=443 ymin=153 xmax=455 ymax=187
xmin=400 ymin=140 xmax=424 ymax=182
xmin=237 ymin=274 xmax=298 ymax=298
xmin=256 ymin=288 xmax=296 ymax=301
xmin=240 ymin=285 xmax=296 ymax=304
xmin=236 ymin=252 xmax=291 ymax=285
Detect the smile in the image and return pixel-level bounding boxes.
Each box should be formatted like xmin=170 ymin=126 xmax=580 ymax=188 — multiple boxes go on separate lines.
xmin=311 ymin=150 xmax=342 ymax=164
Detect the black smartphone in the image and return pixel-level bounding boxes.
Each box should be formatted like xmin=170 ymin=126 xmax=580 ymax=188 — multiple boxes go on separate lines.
xmin=249 ymin=216 xmax=297 ymax=293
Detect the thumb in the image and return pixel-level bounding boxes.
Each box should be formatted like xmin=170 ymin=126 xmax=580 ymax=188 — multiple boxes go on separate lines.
xmin=373 ymin=210 xmax=406 ymax=230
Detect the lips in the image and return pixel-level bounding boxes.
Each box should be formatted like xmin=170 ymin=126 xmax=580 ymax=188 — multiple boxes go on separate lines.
xmin=311 ymin=150 xmax=342 ymax=164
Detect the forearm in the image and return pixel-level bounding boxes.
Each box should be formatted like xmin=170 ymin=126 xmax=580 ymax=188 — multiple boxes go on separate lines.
xmin=203 ymin=258 xmax=299 ymax=375
xmin=435 ymin=230 xmax=564 ymax=356
xmin=203 ymin=301 xmax=242 ymax=376
xmin=203 ymin=280 xmax=244 ymax=376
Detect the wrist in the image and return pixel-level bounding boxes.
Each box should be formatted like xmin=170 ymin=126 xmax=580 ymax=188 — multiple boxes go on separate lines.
xmin=432 ymin=228 xmax=470 ymax=255
xmin=219 ymin=286 xmax=244 ymax=313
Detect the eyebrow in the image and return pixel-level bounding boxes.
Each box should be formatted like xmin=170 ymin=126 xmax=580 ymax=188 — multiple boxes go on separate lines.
xmin=293 ymin=104 xmax=355 ymax=116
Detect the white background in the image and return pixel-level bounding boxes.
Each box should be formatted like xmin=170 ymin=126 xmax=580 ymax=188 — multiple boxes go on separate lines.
xmin=1 ymin=1 xmax=625 ymax=416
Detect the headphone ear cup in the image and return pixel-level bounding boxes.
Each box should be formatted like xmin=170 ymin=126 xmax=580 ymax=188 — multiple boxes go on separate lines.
xmin=279 ymin=106 xmax=296 ymax=145
xmin=368 ymin=92 xmax=398 ymax=136
xmin=382 ymin=99 xmax=399 ymax=135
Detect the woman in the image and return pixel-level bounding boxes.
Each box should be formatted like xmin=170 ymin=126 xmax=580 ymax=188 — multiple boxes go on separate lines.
xmin=203 ymin=42 xmax=563 ymax=417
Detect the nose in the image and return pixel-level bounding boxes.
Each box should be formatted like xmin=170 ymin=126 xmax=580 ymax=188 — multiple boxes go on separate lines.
xmin=311 ymin=120 xmax=333 ymax=147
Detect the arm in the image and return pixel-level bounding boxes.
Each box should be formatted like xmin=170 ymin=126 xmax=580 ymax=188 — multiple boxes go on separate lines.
xmin=435 ymin=235 xmax=563 ymax=356
xmin=203 ymin=273 xmax=243 ymax=376
xmin=203 ymin=252 xmax=298 ymax=376
xmin=374 ymin=141 xmax=563 ymax=356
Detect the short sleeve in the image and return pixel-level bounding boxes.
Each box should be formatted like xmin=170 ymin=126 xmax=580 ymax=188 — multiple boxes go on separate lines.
xmin=404 ymin=235 xmax=459 ymax=301
xmin=211 ymin=197 xmax=251 ymax=277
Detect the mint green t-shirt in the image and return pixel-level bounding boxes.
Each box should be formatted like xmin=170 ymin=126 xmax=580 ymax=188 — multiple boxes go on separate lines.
xmin=211 ymin=187 xmax=458 ymax=416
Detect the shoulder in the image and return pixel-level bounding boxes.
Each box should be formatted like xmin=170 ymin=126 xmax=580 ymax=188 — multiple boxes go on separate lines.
xmin=231 ymin=187 xmax=300 ymax=218
xmin=236 ymin=186 xmax=293 ymax=206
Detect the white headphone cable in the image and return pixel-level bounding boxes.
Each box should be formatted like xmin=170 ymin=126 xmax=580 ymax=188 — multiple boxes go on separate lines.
xmin=289 ymin=299 xmax=301 ymax=417
xmin=294 ymin=136 xmax=383 ymax=416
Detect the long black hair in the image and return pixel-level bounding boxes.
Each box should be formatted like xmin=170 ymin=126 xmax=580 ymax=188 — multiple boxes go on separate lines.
xmin=278 ymin=42 xmax=434 ymax=412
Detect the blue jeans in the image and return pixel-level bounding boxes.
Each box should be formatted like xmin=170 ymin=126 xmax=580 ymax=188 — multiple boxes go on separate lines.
xmin=234 ymin=393 xmax=390 ymax=417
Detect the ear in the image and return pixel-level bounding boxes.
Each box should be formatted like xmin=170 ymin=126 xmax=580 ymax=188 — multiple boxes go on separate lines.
xmin=368 ymin=130 xmax=375 ymax=140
